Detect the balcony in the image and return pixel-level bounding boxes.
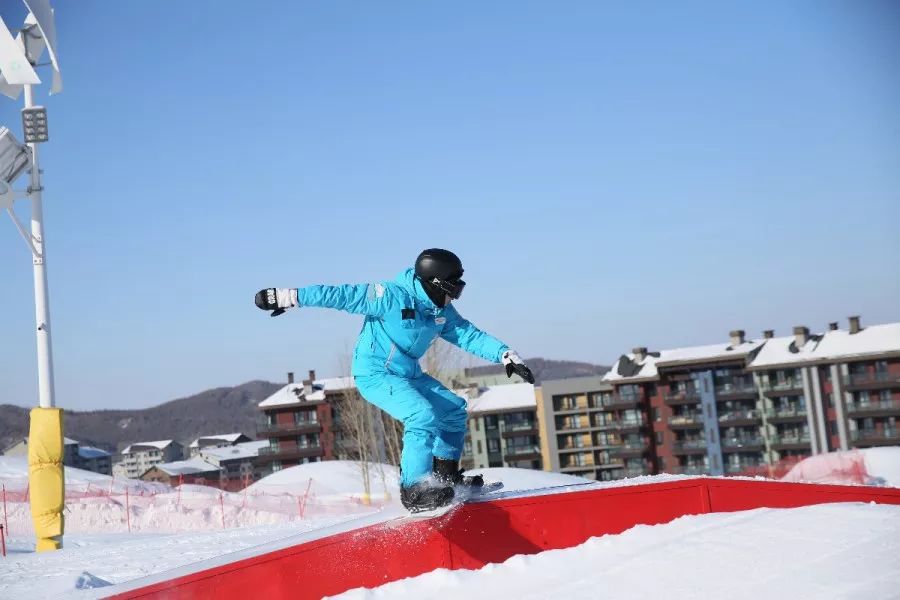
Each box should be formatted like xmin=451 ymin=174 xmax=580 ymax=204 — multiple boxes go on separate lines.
xmin=664 ymin=390 xmax=701 ymax=406
xmin=769 ymin=434 xmax=811 ymax=451
xmin=556 ymin=420 xmax=592 ymax=432
xmin=505 ymin=444 xmax=541 ymax=458
xmin=845 ymin=400 xmax=900 ymax=419
xmin=671 ymin=465 xmax=708 ymax=476
xmin=765 ymin=407 xmax=809 ymax=424
xmin=609 ymin=440 xmax=649 ymax=458
xmin=850 ymin=429 xmax=900 ymax=447
xmin=671 ymin=440 xmax=707 ymax=455
xmin=843 ymin=372 xmax=900 ymax=391
xmin=725 ymin=463 xmax=764 ymax=474
xmin=501 ymin=422 xmax=539 ymax=438
xmin=600 ymin=393 xmax=643 ymax=410
xmin=761 ymin=380 xmax=804 ymax=397
xmin=607 ymin=418 xmax=647 ymax=433
xmin=668 ymin=414 xmax=704 ymax=430
xmin=717 ymin=410 xmax=762 ymax=426
xmin=256 ymin=444 xmax=324 ymax=462
xmin=257 ymin=420 xmax=321 ymax=437
xmin=624 ymin=466 xmax=652 ymax=477
xmin=721 ymin=437 xmax=765 ymax=452
xmin=714 ymin=384 xmax=758 ymax=400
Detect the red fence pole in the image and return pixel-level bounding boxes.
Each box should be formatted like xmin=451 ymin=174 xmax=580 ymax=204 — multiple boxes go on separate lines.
xmin=0 ymin=523 xmax=6 ymax=558
xmin=219 ymin=492 xmax=226 ymax=530
xmin=125 ymin=487 xmax=131 ymax=532
xmin=2 ymin=484 xmax=8 ymax=534
xmin=298 ymin=479 xmax=313 ymax=519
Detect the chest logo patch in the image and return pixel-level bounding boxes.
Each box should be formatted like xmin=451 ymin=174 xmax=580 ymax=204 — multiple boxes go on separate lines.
xmin=435 ymin=317 xmax=446 ymax=325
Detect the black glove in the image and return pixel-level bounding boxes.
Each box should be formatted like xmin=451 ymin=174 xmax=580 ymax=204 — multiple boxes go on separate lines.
xmin=502 ymin=350 xmax=535 ymax=384
xmin=255 ymin=288 xmax=299 ymax=317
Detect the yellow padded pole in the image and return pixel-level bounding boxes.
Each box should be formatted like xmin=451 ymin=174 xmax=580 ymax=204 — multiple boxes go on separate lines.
xmin=28 ymin=407 xmax=65 ymax=551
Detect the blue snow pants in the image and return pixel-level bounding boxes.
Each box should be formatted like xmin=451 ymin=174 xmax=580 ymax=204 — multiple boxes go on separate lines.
xmin=355 ymin=372 xmax=468 ymax=487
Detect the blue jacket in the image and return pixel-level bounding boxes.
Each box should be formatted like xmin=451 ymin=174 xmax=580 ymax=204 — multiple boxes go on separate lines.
xmin=297 ymin=268 xmax=509 ymax=378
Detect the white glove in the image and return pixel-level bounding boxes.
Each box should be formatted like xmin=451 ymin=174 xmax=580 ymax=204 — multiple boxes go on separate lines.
xmin=255 ymin=288 xmax=299 ymax=317
xmin=502 ymin=350 xmax=535 ymax=384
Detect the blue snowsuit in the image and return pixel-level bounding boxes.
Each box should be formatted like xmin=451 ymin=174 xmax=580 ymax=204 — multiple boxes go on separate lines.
xmin=296 ymin=268 xmax=509 ymax=487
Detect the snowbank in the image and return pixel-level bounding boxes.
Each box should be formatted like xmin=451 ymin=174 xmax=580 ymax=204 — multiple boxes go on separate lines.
xmin=248 ymin=460 xmax=400 ymax=501
xmin=781 ymin=448 xmax=900 ymax=487
xmin=334 ymin=503 xmax=900 ymax=600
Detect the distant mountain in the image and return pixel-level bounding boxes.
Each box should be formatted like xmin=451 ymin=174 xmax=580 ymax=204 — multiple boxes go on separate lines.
xmin=0 ymin=380 xmax=283 ymax=454
xmin=464 ymin=358 xmax=609 ymax=384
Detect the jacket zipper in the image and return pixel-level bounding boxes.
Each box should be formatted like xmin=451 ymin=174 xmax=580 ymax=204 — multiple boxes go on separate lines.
xmin=384 ymin=343 xmax=396 ymax=370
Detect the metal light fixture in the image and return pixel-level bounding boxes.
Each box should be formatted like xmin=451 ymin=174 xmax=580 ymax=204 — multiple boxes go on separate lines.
xmin=0 ymin=126 xmax=32 ymax=209
xmin=22 ymin=106 xmax=48 ymax=143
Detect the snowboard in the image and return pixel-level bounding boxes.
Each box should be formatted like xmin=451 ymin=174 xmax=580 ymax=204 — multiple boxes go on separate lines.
xmin=406 ymin=481 xmax=505 ymax=517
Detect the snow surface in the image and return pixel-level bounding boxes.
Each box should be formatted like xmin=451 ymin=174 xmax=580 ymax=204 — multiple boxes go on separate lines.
xmin=152 ymin=456 xmax=221 ymax=476
xmin=76 ymin=446 xmax=110 ymax=459
xmin=121 ymin=439 xmax=176 ymax=454
xmin=334 ymin=503 xmax=900 ymax=600
xmin=752 ymin=323 xmax=900 ymax=368
xmin=200 ymin=440 xmax=268 ymax=461
xmin=464 ymin=382 xmax=536 ymax=414
xmin=248 ymin=460 xmax=400 ymax=500
xmin=781 ymin=447 xmax=900 ymax=488
xmin=654 ymin=339 xmax=764 ymax=367
xmin=188 ymin=433 xmax=247 ymax=448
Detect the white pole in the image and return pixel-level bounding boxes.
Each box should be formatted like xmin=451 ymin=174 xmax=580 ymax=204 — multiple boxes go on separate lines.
xmin=23 ymin=83 xmax=56 ymax=409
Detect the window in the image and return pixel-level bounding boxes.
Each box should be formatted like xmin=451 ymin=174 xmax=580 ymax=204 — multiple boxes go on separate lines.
xmin=476 ymin=440 xmax=483 ymax=454
xmin=830 ymin=422 xmax=837 ymax=435
xmin=880 ymin=390 xmax=892 ymax=403
xmin=655 ymin=432 xmax=664 ymax=445
xmin=475 ymin=419 xmax=480 ymax=431
xmin=271 ymin=461 xmax=283 ymax=472
xmin=485 ymin=415 xmax=499 ymax=429
xmin=875 ymin=361 xmax=888 ymax=374
xmin=464 ymin=440 xmax=472 ymax=454
xmin=488 ymin=438 xmax=501 ymax=453
xmin=651 ymin=407 xmax=660 ymax=422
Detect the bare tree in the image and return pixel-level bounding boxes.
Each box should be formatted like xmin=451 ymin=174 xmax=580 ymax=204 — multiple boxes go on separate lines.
xmin=423 ymin=338 xmax=474 ymax=388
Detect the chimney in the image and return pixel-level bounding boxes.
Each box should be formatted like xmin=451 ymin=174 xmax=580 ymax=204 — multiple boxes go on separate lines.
xmin=793 ymin=326 xmax=809 ymax=348
xmin=287 ymin=372 xmax=295 ymax=384
xmin=729 ymin=330 xmax=746 ymax=346
xmin=763 ymin=330 xmax=774 ymax=339
xmin=632 ymin=347 xmax=647 ymax=361
xmin=848 ymin=315 xmax=861 ymax=334
xmin=308 ymin=369 xmax=317 ymax=383
xmin=828 ymin=322 xmax=839 ymax=331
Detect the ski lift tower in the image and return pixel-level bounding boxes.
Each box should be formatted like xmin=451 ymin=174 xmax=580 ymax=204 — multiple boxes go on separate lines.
xmin=0 ymin=0 xmax=65 ymax=552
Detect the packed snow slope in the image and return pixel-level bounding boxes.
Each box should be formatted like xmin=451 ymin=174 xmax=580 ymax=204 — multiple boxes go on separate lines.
xmin=334 ymin=502 xmax=900 ymax=600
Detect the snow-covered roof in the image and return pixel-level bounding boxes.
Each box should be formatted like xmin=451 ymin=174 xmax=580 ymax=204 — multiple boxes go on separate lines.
xmin=603 ymin=352 xmax=664 ymax=383
xmin=121 ymin=440 xmax=176 ymax=454
xmin=258 ymin=383 xmax=326 ymax=407
xmin=259 ymin=376 xmax=355 ymax=408
xmin=151 ymin=457 xmax=220 ymax=476
xmin=78 ymin=446 xmax=111 ymax=459
xmin=654 ymin=339 xmax=764 ymax=367
xmin=315 ymin=376 xmax=355 ymax=391
xmin=64 ymin=437 xmax=78 ymax=445
xmin=188 ymin=433 xmax=247 ymax=448
xmin=749 ymin=322 xmax=900 ymax=369
xmin=200 ymin=440 xmax=268 ymax=461
xmin=462 ymin=383 xmax=536 ymax=414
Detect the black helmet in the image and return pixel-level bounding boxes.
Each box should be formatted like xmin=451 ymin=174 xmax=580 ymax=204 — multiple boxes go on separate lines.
xmin=415 ymin=248 xmax=466 ymax=304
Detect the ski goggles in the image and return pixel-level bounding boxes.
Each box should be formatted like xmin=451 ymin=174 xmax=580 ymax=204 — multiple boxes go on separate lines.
xmin=430 ymin=276 xmax=466 ymax=300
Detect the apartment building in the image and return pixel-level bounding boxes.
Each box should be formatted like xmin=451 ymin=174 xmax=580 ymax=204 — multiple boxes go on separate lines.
xmin=537 ymin=376 xmax=653 ymax=480
xmin=460 ymin=383 xmax=541 ymax=470
xmin=201 ymin=440 xmax=269 ymax=486
xmin=3 ymin=437 xmax=112 ymax=476
xmin=255 ymin=371 xmax=357 ymax=475
xmin=113 ymin=440 xmax=184 ymax=479
xmin=601 ymin=316 xmax=899 ymax=477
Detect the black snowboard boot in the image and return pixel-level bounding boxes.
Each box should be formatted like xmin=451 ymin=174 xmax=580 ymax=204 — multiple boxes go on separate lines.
xmin=400 ymin=481 xmax=455 ymax=513
xmin=433 ymin=457 xmax=484 ymax=489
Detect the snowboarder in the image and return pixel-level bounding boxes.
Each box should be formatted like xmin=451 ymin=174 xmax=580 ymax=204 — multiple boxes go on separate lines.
xmin=255 ymin=248 xmax=534 ymax=512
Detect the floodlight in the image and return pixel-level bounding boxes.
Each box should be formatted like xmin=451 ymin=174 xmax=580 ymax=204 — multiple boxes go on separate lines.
xmin=22 ymin=106 xmax=48 ymax=143
xmin=0 ymin=126 xmax=31 ymax=183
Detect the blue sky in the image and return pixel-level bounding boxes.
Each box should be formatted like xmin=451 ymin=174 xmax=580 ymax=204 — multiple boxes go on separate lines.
xmin=0 ymin=1 xmax=897 ymax=410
